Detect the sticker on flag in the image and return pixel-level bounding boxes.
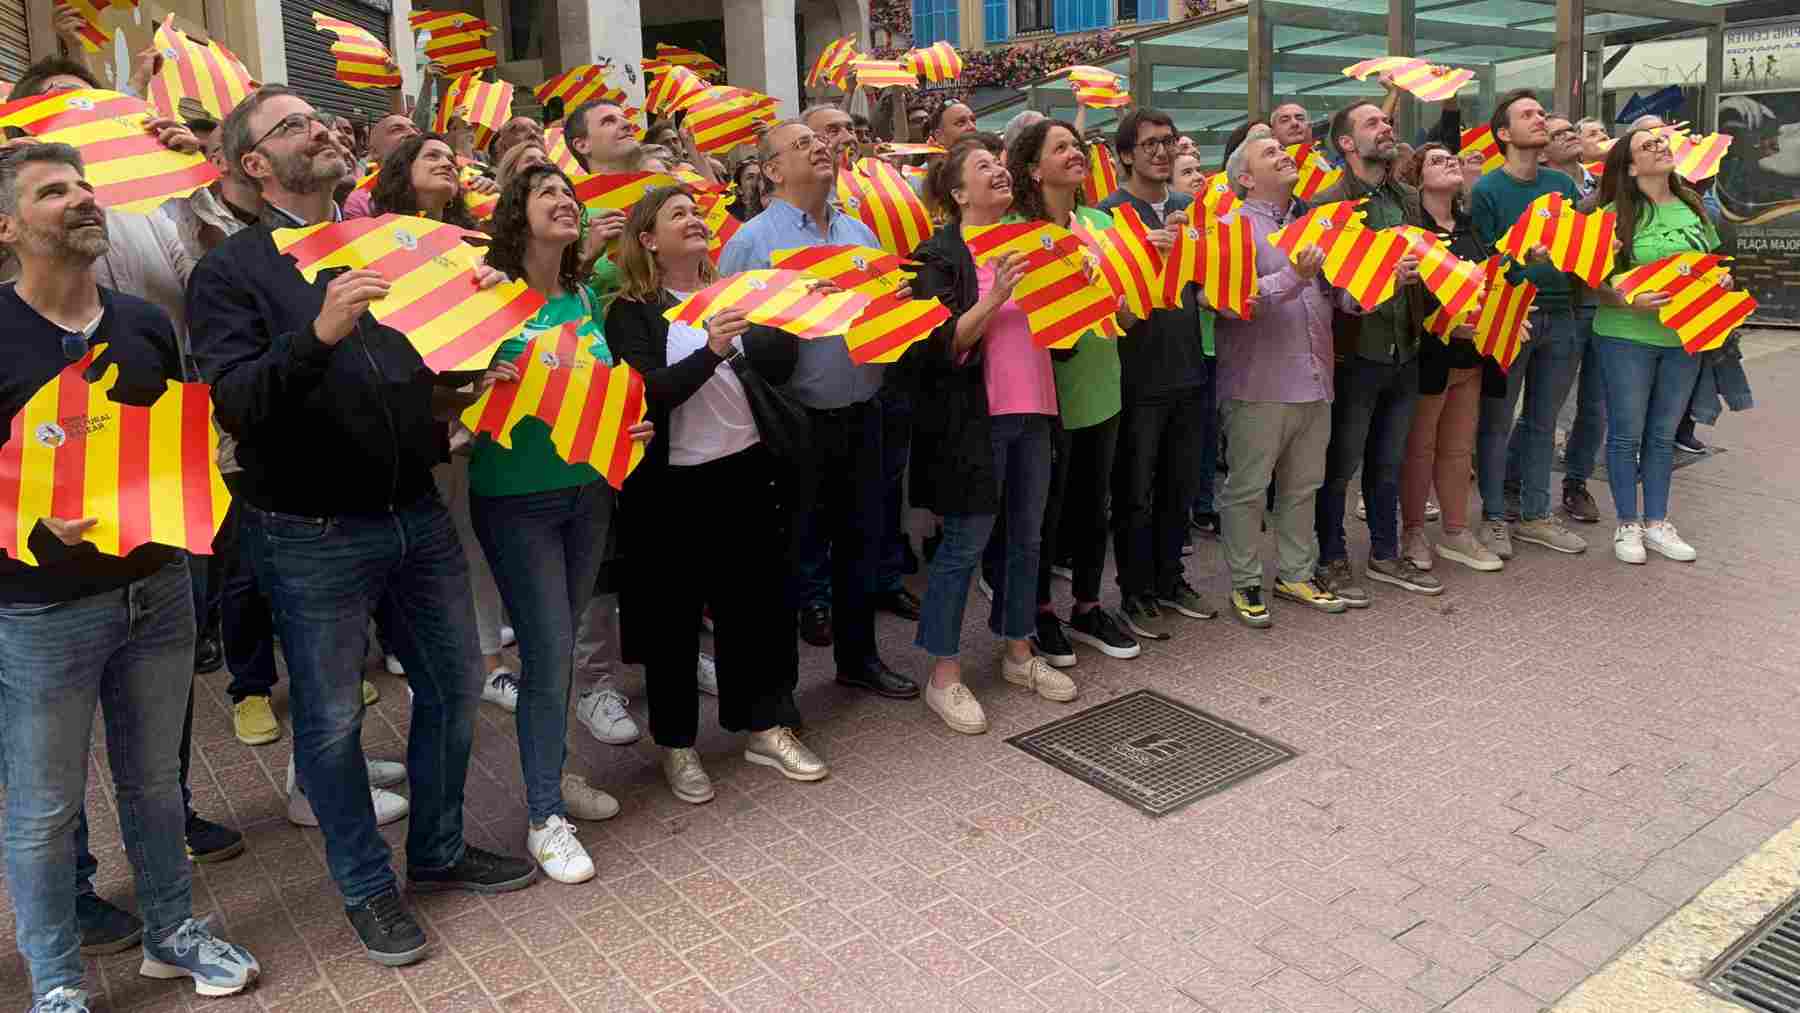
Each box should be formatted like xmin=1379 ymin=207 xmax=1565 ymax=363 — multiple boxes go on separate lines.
xmin=461 ymin=325 xmax=648 ymax=490
xmin=852 ymin=59 xmax=919 ymax=90
xmin=965 ymin=222 xmax=1120 ymax=347
xmin=1065 ymin=66 xmax=1130 ymax=108
xmin=1084 ymin=142 xmax=1119 ymax=207
xmin=1495 ymin=192 xmax=1617 ymax=287
xmin=664 ymin=270 xmax=871 ymax=340
xmin=54 ymin=0 xmax=134 ymax=53
xmin=273 ymin=214 xmax=545 ymax=373
xmin=771 ymin=246 xmax=917 ymax=298
xmin=1199 ymin=171 xmax=1242 ymax=220
xmin=648 ymin=44 xmax=725 ymax=81
xmin=1288 ymin=144 xmax=1343 ymax=202
xmin=534 ymin=65 xmax=623 ymax=121
xmin=148 ymin=14 xmax=257 ymax=120
xmin=0 ymin=88 xmax=218 ymax=213
xmin=1 ymin=358 xmax=228 ymax=567
xmin=1266 ymin=199 xmax=1367 ymax=257
xmin=413 ymin=10 xmax=497 ymax=76
xmin=808 ymin=37 xmax=860 ymax=90
xmin=1074 ymin=205 xmax=1165 ymax=319
xmin=1341 ymin=57 xmax=1472 ymax=103
xmin=838 ymin=158 xmax=933 ymax=257
xmin=1267 ymin=199 xmax=1409 ymax=311
xmin=1612 ymin=253 xmax=1757 ymax=354
xmin=312 ymin=13 xmax=400 ymax=90
xmin=1459 ymin=125 xmax=1502 ymax=173
xmin=907 ymin=42 xmax=963 ymax=84
xmin=963 ymin=221 xmax=1086 ymax=272
xmin=1165 ymin=213 xmax=1259 ymax=319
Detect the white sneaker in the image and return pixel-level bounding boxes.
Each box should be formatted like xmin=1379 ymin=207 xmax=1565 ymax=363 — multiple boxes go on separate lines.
xmin=1642 ymin=521 xmax=1696 ymax=561
xmin=1613 ymin=522 xmax=1647 ymax=564
xmin=285 ymin=777 xmax=408 ymax=827
xmin=561 ymin=773 xmax=620 ymax=821
xmin=384 ymin=655 xmax=405 ymax=675
xmin=977 ymin=576 xmax=994 ymax=601
xmin=527 ymin=815 xmax=595 ymax=884
xmin=365 ymin=759 xmax=406 ymax=789
xmin=925 ymin=681 xmax=987 ymax=735
xmin=696 ymin=652 xmax=718 ymax=696
xmin=481 ymin=668 xmax=519 ymax=712
xmin=576 ymin=686 xmax=640 ymax=744
xmin=1354 ymin=493 xmax=1367 ymax=521
xmin=1001 ymin=653 xmax=1078 ymax=702
xmin=499 ymin=625 xmax=516 ymax=648
xmin=1424 ymin=497 xmax=1441 ymax=522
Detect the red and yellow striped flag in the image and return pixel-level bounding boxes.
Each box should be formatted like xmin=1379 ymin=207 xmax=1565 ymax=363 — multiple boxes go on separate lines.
xmin=1395 ymin=226 xmax=1485 ymax=326
xmin=0 ymin=89 xmax=217 ymax=213
xmin=964 ymin=221 xmax=1084 ymax=270
xmin=1083 ymin=142 xmax=1119 ymax=206
xmin=571 ymin=171 xmax=681 ymax=213
xmin=708 ymin=213 xmax=740 ymax=266
xmin=1613 ymin=253 xmax=1757 ymax=354
xmin=767 ymin=244 xmax=946 ymax=361
xmin=1266 ymin=198 xmax=1367 ymax=258
xmin=881 ymin=142 xmax=946 ymax=158
xmin=461 ymin=324 xmax=648 ymax=490
xmin=1459 ymin=125 xmax=1502 ymax=173
xmin=412 ymin=10 xmax=497 ymax=76
xmin=770 ymin=245 xmax=917 ymax=298
xmin=1164 ymin=213 xmax=1258 ymax=318
xmin=534 ymin=65 xmax=623 ymax=120
xmin=544 ymin=126 xmax=582 ymax=174
xmin=846 ymin=292 xmax=950 ymax=364
xmin=54 ymin=0 xmax=135 ymax=53
xmin=1199 ymin=171 xmax=1242 ymax=220
xmin=448 ymin=77 xmax=514 ymax=150
xmin=353 ymin=164 xmax=379 ymax=194
xmin=274 ymin=214 xmax=545 ymax=373
xmin=1287 ymin=144 xmax=1342 ymax=202
xmin=1065 ymin=65 xmax=1130 ymax=108
xmin=1074 ymin=205 xmax=1164 ymax=318
xmin=839 ymin=158 xmax=933 ymax=257
xmin=312 ymin=13 xmax=399 ymax=90
xmin=1 ymin=359 xmax=227 ymax=567
xmin=1495 ymin=192 xmax=1617 ymax=287
xmin=648 ymin=44 xmax=725 ymax=81
xmin=685 ymin=86 xmax=777 ymax=155
xmin=645 ymin=64 xmax=710 ymax=117
xmin=1341 ymin=57 xmax=1472 ymax=103
xmin=907 ymin=42 xmax=964 ymax=84
xmin=1426 ymin=257 xmax=1533 ymax=368
xmin=147 ymin=14 xmax=257 ymax=121
xmin=852 ymin=59 xmax=919 ymax=90
xmin=1666 ymin=129 xmax=1731 ymax=182
xmin=1267 ymin=199 xmax=1408 ymax=310
xmin=965 ymin=222 xmax=1120 ymax=347
xmin=459 ymin=164 xmax=496 ymax=220
xmin=808 ymin=36 xmax=860 ymax=90
xmin=665 ymin=270 xmax=870 ymax=339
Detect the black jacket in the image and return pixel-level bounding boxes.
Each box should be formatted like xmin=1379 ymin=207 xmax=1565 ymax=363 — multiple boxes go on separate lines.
xmin=1417 ymin=204 xmax=1507 ymax=399
xmin=187 ymin=209 xmax=449 ymax=517
xmin=1094 ymin=189 xmax=1208 ymax=404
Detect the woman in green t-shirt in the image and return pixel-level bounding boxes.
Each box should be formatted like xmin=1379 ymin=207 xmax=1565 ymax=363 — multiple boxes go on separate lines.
xmin=469 ymin=165 xmax=652 ymax=884
xmin=1592 ymin=127 xmax=1725 ymax=565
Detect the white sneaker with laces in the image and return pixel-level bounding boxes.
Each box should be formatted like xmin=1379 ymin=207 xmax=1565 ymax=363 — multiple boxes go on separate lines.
xmin=365 ymin=759 xmax=406 ymax=788
xmin=560 ymin=773 xmax=620 ymax=821
xmin=482 ymin=668 xmax=519 ymax=711
xmin=576 ymin=686 xmax=640 ymax=744
xmin=527 ymin=815 xmax=595 ymax=884
xmin=499 ymin=625 xmax=517 ymax=648
xmin=696 ymin=652 xmax=718 ymax=696
xmin=285 ymin=757 xmax=409 ymax=827
xmin=384 ymin=655 xmax=404 ymax=675
xmin=1642 ymin=520 xmax=1696 ymax=561
xmin=1613 ymin=522 xmax=1647 ymax=564
xmin=925 ymin=681 xmax=987 ymax=735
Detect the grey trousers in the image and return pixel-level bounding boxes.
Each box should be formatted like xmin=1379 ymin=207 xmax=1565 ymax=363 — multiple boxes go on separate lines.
xmin=1218 ymin=399 xmax=1331 ymax=588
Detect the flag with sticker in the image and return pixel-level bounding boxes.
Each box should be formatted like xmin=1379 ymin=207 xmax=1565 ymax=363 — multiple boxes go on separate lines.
xmin=273 ymin=214 xmax=545 ymax=373
xmin=1198 ymin=171 xmax=1242 ymax=220
xmin=1163 ymin=213 xmax=1258 ymax=319
xmin=1074 ymin=205 xmax=1164 ymax=319
xmin=1341 ymin=57 xmax=1472 ymax=102
xmin=461 ymin=324 xmax=648 ymax=490
xmin=572 ymin=171 xmax=681 ymax=213
xmin=664 ymin=270 xmax=871 ymax=340
xmin=0 ymin=357 xmax=228 ymax=567
xmin=770 ymin=245 xmax=917 ymax=298
xmin=447 ymin=77 xmax=514 ymax=150
xmin=412 ymin=10 xmax=498 ymax=75
xmin=838 ymin=158 xmax=933 ymax=257
xmin=534 ymin=65 xmax=623 ymax=121
xmin=808 ymin=36 xmax=860 ymax=90
xmin=1613 ymin=253 xmax=1757 ymax=354
xmin=1266 ymin=198 xmax=1367 ymax=258
xmin=0 ymin=89 xmax=218 ymax=213
xmin=1494 ymin=191 xmax=1617 ymax=287
xmin=965 ymin=222 xmax=1121 ymax=347
xmin=852 ymin=59 xmax=919 ymax=90
xmin=147 ymin=14 xmax=257 ymax=120
xmin=684 ymin=86 xmax=778 ymax=154
xmin=644 ymin=63 xmax=710 ymax=117
xmin=1287 ymin=144 xmax=1343 ymax=202
xmin=1459 ymin=125 xmax=1502 ymax=173
xmin=1267 ymin=199 xmax=1409 ymax=310
xmin=1083 ymin=142 xmax=1119 ymax=207
xmin=1425 ymin=257 xmax=1533 ymax=369
xmin=54 ymin=0 xmax=135 ymax=53
xmin=907 ymin=42 xmax=964 ymax=84
xmin=312 ymin=12 xmax=400 ymax=89
xmin=1065 ymin=65 xmax=1130 ymax=108
xmin=646 ymin=44 xmax=725 ymax=81
xmin=1393 ymin=226 xmax=1486 ymax=327
xmin=1666 ymin=129 xmax=1731 ymax=182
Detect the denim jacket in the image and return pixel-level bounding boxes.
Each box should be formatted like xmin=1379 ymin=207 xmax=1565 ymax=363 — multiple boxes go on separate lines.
xmin=1690 ymin=335 xmax=1753 ymax=426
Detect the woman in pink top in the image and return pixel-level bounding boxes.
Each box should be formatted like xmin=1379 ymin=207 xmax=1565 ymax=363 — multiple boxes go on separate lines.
xmin=902 ymin=134 xmax=1079 ymax=737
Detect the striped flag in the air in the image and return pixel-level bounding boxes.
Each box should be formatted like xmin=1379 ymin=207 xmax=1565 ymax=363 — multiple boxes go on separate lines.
xmin=1393 ymin=226 xmax=1486 ymax=329
xmin=1495 ymin=192 xmax=1617 ymax=287
xmin=808 ymin=37 xmax=860 ymax=90
xmin=644 ymin=64 xmax=711 ymax=118
xmin=148 ymin=14 xmax=256 ymax=120
xmin=852 ymin=59 xmax=920 ymax=90
xmin=0 ymin=89 xmax=217 ymax=213
xmin=839 ymin=158 xmax=933 ymax=257
xmin=1613 ymin=253 xmax=1757 ymax=354
xmin=964 ymin=221 xmax=1123 ymax=347
xmin=1066 ymin=66 xmax=1130 ymax=108
xmin=1 ymin=358 xmax=228 ymax=567
xmin=438 ymin=76 xmax=514 ymax=150
xmin=461 ymin=324 xmax=648 ymax=491
xmin=411 ymin=10 xmax=498 ymax=76
xmin=1084 ymin=142 xmax=1119 ymax=206
xmin=1267 ymin=199 xmax=1409 ymax=311
xmin=1287 ymin=144 xmax=1343 ymax=202
xmin=685 ymin=87 xmax=778 ymax=155
xmin=768 ymin=245 xmax=946 ymax=363
xmin=54 ymin=0 xmax=134 ymax=53
xmin=534 ymin=65 xmax=624 ymax=121
xmin=311 ymin=12 xmax=400 ymax=90
xmin=273 ymin=214 xmax=545 ymax=373
xmin=907 ymin=42 xmax=964 ymax=84
xmin=1664 ymin=128 xmax=1731 ymax=182
xmin=664 ymin=270 xmax=871 ymax=340
xmin=1075 ymin=205 xmax=1165 ymax=319
xmin=545 ymin=127 xmax=582 ymax=174
xmin=1341 ymin=57 xmax=1472 ymax=103
xmin=1459 ymin=125 xmax=1503 ymax=173
xmin=1199 ymin=171 xmax=1242 ymax=220
xmin=646 ymin=44 xmax=725 ymax=81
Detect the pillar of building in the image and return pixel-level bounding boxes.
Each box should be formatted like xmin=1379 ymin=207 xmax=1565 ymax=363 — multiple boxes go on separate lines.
xmin=724 ymin=0 xmax=801 ymax=118
xmin=542 ymin=0 xmax=647 ymax=108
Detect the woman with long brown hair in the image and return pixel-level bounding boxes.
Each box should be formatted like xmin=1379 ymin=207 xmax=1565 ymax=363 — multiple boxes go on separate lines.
xmin=368 ymin=133 xmax=479 ymax=229
xmin=1591 ymin=127 xmax=1723 ymax=564
xmin=603 ymin=186 xmax=823 ymax=803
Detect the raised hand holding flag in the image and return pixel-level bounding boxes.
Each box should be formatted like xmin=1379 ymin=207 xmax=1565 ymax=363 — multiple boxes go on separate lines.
xmin=1342 ymin=57 xmax=1472 ymax=102
xmin=1495 ymin=192 xmax=1617 ymax=287
xmin=312 ymin=13 xmax=400 ymax=89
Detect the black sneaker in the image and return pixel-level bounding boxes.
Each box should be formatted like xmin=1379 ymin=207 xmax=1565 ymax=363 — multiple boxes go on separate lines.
xmin=346 ymin=889 xmax=428 ymax=967
xmin=1119 ymin=593 xmax=1172 ymax=641
xmin=799 ymin=605 xmax=832 ymax=647
xmin=409 ymin=845 xmax=536 ymax=895
xmin=194 ymin=633 xmax=223 ymax=675
xmin=1561 ymin=482 xmax=1599 ymax=524
xmin=1158 ymin=578 xmax=1219 ymax=619
xmin=77 ymin=892 xmax=142 ymax=956
xmin=1674 ymin=417 xmax=1706 ymax=454
xmin=1030 ymin=612 xmax=1076 ymax=668
xmin=1066 ymin=606 xmax=1141 ymax=659
xmin=186 ymin=813 xmax=245 ymax=864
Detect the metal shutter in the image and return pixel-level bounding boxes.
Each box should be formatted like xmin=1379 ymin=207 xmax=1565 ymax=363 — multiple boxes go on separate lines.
xmin=0 ymin=0 xmax=30 ymax=85
xmin=282 ymin=0 xmax=394 ymax=125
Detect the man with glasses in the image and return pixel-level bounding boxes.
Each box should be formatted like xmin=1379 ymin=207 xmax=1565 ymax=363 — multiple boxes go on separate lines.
xmin=188 ymin=86 xmax=536 ymax=968
xmin=720 ymin=119 xmax=920 ymax=716
xmin=1097 ymin=107 xmax=1217 ymax=639
xmin=0 ymin=141 xmax=261 ymax=1013
xmin=1540 ymin=113 xmax=1607 ymax=525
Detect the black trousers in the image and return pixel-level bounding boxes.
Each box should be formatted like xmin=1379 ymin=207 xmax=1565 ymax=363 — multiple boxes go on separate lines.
xmin=1046 ymin=414 xmax=1120 ymax=606
xmin=218 ymin=475 xmax=279 ymax=700
xmin=790 ymin=399 xmax=884 ymax=673
xmin=1112 ymin=393 xmax=1207 ymax=597
xmin=635 ymin=446 xmax=795 ymax=748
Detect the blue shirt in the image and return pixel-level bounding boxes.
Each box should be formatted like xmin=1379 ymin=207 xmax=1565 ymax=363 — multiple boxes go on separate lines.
xmin=717 ymin=196 xmax=886 ymax=410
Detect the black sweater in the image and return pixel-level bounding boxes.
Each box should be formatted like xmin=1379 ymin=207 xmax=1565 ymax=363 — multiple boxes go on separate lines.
xmin=187 ymin=211 xmax=448 ymax=516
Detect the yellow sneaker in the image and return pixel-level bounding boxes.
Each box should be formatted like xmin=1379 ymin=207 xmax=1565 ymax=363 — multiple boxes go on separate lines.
xmin=362 ymin=680 xmax=380 ymax=706
xmin=232 ymin=696 xmax=281 ymax=746
xmin=1273 ymin=578 xmax=1348 ymax=614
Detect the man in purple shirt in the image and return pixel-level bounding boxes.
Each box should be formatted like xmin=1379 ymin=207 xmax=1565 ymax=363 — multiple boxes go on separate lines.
xmin=1213 ymin=128 xmax=1348 ymax=627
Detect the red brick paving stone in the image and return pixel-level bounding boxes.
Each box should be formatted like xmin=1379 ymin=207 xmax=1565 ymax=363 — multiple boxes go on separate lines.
xmin=801 ymin=865 xmax=884 ymax=913
xmin=1112 ymin=928 xmax=1214 ymax=986
xmin=957 ymin=969 xmax=1051 ymax=1012
xmin=1041 ymin=926 xmax=1130 ymax=985
xmin=1256 ymin=925 xmax=1360 ymax=980
xmin=1496 ymin=942 xmax=1591 ymax=1003
xmin=535 ymin=939 xmax=618 ymax=997
xmin=1630 ymin=854 xmax=1720 ymax=906
xmin=611 ymin=938 xmax=695 ymax=996
xmin=1445 ymin=974 xmax=1545 ymax=1012
xmin=354 ymin=984 xmax=423 ymax=1012
xmin=752 ymin=936 xmax=840 ymax=991
xmin=1100 ymin=962 xmax=1207 ymax=1011
xmin=1027 ymin=968 xmax=1117 ymax=1012
xmin=1540 ymin=909 xmax=1636 ymax=969
xmin=574 ymin=901 xmax=650 ymax=955
xmin=320 ymin=953 xmax=404 ymax=1002
xmin=640 ymin=902 xmax=723 ymax=952
xmin=710 ymin=901 xmax=792 ymax=951
xmin=845 ymin=895 xmax=932 ymax=947
xmin=393 ymin=949 xmax=477 ymax=999
xmin=268 ymin=988 xmax=350 ymax=1013
xmin=669 ymin=869 xmax=750 ymax=915
xmin=465 ymin=941 xmax=549 ymax=997
xmin=1335 ymin=966 xmax=1435 ymax=1013
xmin=681 ymin=935 xmax=763 ymax=993
xmin=969 ymin=930 xmax=1063 ymax=987
xmin=1327 ymin=925 xmax=1427 ymax=982
xmin=694 ymin=838 xmax=772 ymax=881
xmin=507 ymin=908 xmax=584 ymax=953
xmin=611 ymin=871 xmax=683 ymax=916
xmin=646 ymin=977 xmax=730 ymax=1013
xmin=1475 ymin=919 xmax=1537 ymax=959
xmin=1406 ymin=960 xmax=1484 ymax=1005
xmin=635 ymin=839 xmax=711 ymax=882
xmin=1396 ymin=920 xmax=1499 ymax=977
xmin=919 ymin=895 xmax=1006 ymax=947
xmin=1583 ymin=882 xmax=1676 ymax=937
xmin=443 ymin=907 xmax=522 ymax=958
xmin=1188 ymin=925 xmax=1283 ymax=982
xmin=720 ymin=975 xmax=803 ymax=1013
xmin=569 ymin=976 xmax=655 ymax=1012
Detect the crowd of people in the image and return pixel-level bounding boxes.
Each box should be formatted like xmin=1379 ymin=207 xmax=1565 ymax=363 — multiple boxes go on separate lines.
xmin=0 ymin=39 xmax=1753 ymax=1013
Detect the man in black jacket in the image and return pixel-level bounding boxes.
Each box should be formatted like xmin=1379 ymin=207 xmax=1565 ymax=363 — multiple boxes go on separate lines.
xmin=186 ymin=86 xmax=533 ymax=968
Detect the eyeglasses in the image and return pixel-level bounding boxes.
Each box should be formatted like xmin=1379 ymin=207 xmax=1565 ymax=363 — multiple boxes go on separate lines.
xmin=1128 ymin=136 xmax=1176 ymax=154
xmin=1423 ymin=154 xmax=1461 ymax=169
xmin=783 ymin=134 xmax=825 ymax=155
xmin=251 ymin=112 xmax=326 ymax=152
xmin=1635 ymin=136 xmax=1671 ymax=154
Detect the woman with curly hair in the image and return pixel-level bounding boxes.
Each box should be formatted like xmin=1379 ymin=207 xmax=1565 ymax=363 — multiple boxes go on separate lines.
xmin=465 ymin=164 xmax=653 ymax=882
xmin=369 ymin=133 xmax=480 ymax=229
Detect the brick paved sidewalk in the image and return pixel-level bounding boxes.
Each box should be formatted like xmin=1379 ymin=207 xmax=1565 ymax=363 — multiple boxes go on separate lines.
xmin=9 ymin=339 xmax=1800 ymax=1012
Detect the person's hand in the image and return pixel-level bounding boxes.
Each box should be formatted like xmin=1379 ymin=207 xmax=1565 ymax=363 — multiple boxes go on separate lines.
xmin=1378 ymin=70 xmax=1400 ymax=92
xmin=1518 ymin=315 xmax=1534 ymax=343
xmin=1145 ymin=228 xmax=1174 ymax=256
xmin=43 ymin=516 xmax=98 ymax=547
xmin=1717 ymin=272 xmax=1735 ymax=291
xmin=479 ymin=360 xmax=520 ymax=392
xmin=54 ymin=8 xmax=87 ymax=52
xmin=314 ymin=269 xmax=390 ymax=345
xmin=472 ymin=262 xmax=510 ymax=290
xmin=1631 ymin=289 xmax=1672 ymax=310
xmin=465 ymin=174 xmax=499 ymax=196
xmin=1527 ymin=243 xmax=1552 ymax=265
xmin=1396 ymin=254 xmax=1422 ymax=286
xmin=893 ymin=282 xmax=914 ymax=301
xmin=1295 ymin=246 xmax=1326 ymax=280
xmin=589 ymin=208 xmax=626 ymax=248
xmin=988 ymin=252 xmax=1027 ymax=304
xmin=1165 ymin=210 xmax=1189 ymax=230
xmin=806 ymin=279 xmax=844 ymax=296
xmin=144 ymin=116 xmax=199 ymax=154
xmin=704 ymin=307 xmax=749 ymax=356
xmin=128 ymin=45 xmax=161 ymax=97
xmin=627 ymin=420 xmax=655 ymax=444
xmin=1452 ymin=324 xmax=1477 ymax=341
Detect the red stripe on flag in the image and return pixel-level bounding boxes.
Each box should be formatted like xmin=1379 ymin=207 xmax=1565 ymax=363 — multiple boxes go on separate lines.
xmin=1684 ymin=295 xmax=1754 ymax=354
xmin=115 ymin=402 xmax=153 ymax=554
xmin=0 ymin=415 xmax=23 ymax=557
xmin=359 ymin=228 xmax=472 ymax=281
xmin=93 ymin=161 xmax=219 ymax=208
xmin=605 ymin=375 xmax=645 ymax=488
xmin=281 ymin=217 xmax=389 ymax=270
xmin=179 ymin=384 xmax=216 ymax=553
xmin=1662 ymin=282 xmax=1728 ymax=332
xmin=16 ymin=95 xmax=144 ymax=133
xmin=534 ymin=325 xmax=582 ymax=431
xmin=473 ymin=346 xmax=530 ymax=436
xmin=412 ymin=289 xmax=544 ymax=373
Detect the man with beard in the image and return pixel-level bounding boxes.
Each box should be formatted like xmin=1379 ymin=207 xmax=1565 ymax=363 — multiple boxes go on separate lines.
xmin=1308 ymin=102 xmax=1441 ymax=605
xmin=187 ymin=86 xmax=536 ymax=968
xmin=720 ymin=119 xmax=919 ymax=707
xmin=1096 ymin=107 xmax=1217 ymax=639
xmin=0 ymin=142 xmax=262 ymax=1013
xmin=1470 ymin=89 xmax=1586 ymax=559
xmin=1541 ymin=113 xmax=1607 ymax=526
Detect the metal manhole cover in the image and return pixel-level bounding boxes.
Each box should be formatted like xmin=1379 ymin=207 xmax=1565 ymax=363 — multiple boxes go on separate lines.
xmin=1703 ymin=890 xmax=1800 ymax=1011
xmin=1005 ymin=689 xmax=1296 ymax=816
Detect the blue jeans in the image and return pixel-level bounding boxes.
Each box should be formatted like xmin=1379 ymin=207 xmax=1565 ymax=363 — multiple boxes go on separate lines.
xmin=470 ymin=482 xmax=611 ymax=824
xmin=0 ymin=559 xmax=194 ymax=998
xmin=1480 ymin=307 xmax=1578 ymax=521
xmin=1561 ymin=306 xmax=1607 ymax=486
xmin=243 ymin=497 xmax=481 ymax=905
xmin=916 ymin=414 xmax=1054 ymax=658
xmin=1595 ymin=336 xmax=1701 ymax=523
xmin=1317 ymin=355 xmax=1419 ymax=563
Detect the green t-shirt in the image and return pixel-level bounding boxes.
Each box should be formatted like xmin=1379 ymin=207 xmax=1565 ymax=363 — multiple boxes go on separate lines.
xmin=1593 ymin=199 xmax=1718 ymax=348
xmin=1200 ymin=307 xmax=1215 ymax=358
xmin=1470 ymin=166 xmax=1581 ymax=310
xmin=1050 ymin=206 xmax=1124 ymax=430
xmin=467 ymin=283 xmax=615 ymax=498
